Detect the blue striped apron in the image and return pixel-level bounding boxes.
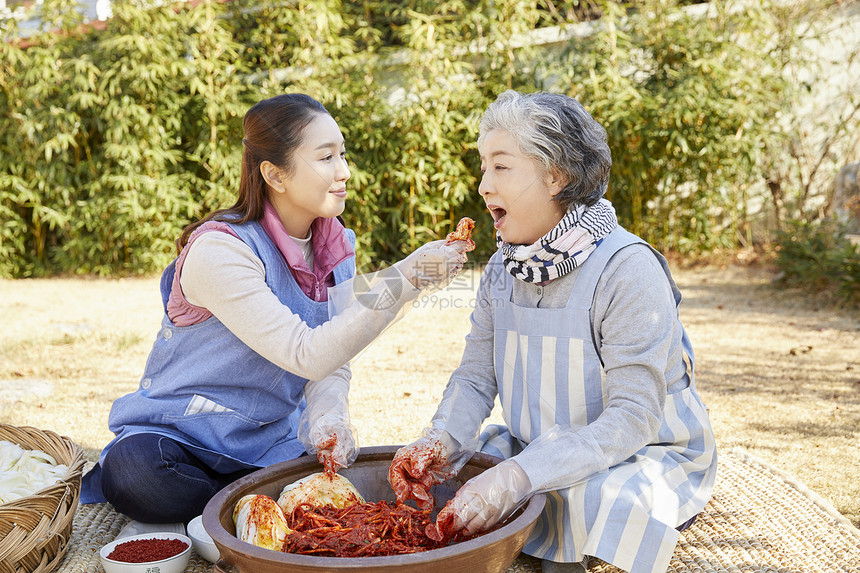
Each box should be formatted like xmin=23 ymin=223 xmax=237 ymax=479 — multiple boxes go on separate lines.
xmin=479 ymin=227 xmax=717 ymax=573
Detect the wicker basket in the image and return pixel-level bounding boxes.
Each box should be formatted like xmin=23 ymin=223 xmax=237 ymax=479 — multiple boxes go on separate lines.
xmin=0 ymin=424 xmax=85 ymax=573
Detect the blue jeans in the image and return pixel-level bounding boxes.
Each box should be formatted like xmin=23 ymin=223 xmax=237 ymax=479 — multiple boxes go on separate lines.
xmin=97 ymin=433 xmax=255 ymax=523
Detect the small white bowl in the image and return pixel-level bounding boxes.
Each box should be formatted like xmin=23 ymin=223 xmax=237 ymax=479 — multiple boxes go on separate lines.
xmin=187 ymin=514 xmax=220 ymax=563
xmin=99 ymin=532 xmax=192 ymax=573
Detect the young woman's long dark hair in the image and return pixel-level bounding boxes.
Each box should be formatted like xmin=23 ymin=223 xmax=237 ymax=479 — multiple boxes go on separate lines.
xmin=176 ymin=93 xmax=330 ymax=252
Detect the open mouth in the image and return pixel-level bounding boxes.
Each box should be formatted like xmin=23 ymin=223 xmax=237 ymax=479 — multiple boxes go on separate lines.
xmin=488 ymin=206 xmax=507 ymax=228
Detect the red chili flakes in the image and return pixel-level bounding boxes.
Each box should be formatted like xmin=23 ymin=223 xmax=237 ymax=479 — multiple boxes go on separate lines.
xmin=107 ymin=538 xmax=188 ymax=563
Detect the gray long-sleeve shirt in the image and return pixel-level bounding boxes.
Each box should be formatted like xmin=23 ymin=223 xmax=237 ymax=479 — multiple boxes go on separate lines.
xmin=440 ymin=243 xmax=691 ymax=494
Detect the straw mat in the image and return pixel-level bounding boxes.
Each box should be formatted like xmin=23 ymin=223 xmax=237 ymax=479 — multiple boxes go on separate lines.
xmin=54 ymin=449 xmax=860 ymax=573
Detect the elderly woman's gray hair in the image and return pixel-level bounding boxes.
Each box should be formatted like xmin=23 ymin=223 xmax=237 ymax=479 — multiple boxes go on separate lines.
xmin=478 ymin=90 xmax=611 ymax=211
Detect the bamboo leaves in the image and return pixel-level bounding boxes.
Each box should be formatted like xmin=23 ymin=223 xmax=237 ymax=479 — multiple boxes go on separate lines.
xmin=0 ymin=0 xmax=855 ymax=276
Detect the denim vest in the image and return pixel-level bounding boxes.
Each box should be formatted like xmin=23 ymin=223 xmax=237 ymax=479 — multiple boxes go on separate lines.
xmin=102 ymin=220 xmax=356 ymax=472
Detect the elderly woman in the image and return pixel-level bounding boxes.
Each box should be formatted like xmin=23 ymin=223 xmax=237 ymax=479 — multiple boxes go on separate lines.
xmin=388 ymin=90 xmax=717 ymax=573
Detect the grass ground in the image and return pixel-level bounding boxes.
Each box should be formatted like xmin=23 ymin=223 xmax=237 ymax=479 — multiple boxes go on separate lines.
xmin=0 ymin=261 xmax=858 ymax=526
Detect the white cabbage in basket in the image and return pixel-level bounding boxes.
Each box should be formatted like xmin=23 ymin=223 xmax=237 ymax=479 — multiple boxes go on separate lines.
xmin=0 ymin=440 xmax=68 ymax=504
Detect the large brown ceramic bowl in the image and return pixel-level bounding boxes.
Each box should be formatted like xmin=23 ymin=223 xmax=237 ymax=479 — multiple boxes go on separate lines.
xmin=202 ymin=446 xmax=545 ymax=573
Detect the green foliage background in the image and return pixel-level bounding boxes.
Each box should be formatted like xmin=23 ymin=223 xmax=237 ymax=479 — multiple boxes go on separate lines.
xmin=774 ymin=218 xmax=860 ymax=308
xmin=1 ymin=0 xmax=857 ymax=277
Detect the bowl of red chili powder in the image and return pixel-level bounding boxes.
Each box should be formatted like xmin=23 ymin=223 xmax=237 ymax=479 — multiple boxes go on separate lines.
xmin=99 ymin=532 xmax=192 ymax=573
xmin=202 ymin=445 xmax=546 ymax=573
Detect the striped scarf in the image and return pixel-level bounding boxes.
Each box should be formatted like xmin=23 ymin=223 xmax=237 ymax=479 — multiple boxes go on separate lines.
xmin=498 ymin=199 xmax=618 ymax=283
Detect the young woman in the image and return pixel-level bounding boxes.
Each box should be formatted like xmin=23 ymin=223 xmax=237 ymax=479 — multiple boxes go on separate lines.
xmin=81 ymin=93 xmax=470 ymax=524
xmin=389 ymin=90 xmax=717 ymax=573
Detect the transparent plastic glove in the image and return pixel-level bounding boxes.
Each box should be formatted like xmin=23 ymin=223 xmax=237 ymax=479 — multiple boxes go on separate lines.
xmin=388 ymin=381 xmax=488 ymax=508
xmin=395 ymin=240 xmax=469 ymax=290
xmin=297 ymin=373 xmax=358 ymax=475
xmin=309 ymin=421 xmax=357 ymax=477
xmin=429 ymin=458 xmax=532 ymax=540
xmin=388 ymin=430 xmax=469 ymax=510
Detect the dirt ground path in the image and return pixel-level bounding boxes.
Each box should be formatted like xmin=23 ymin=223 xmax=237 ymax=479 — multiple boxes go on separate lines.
xmin=0 ymin=262 xmax=858 ymax=526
